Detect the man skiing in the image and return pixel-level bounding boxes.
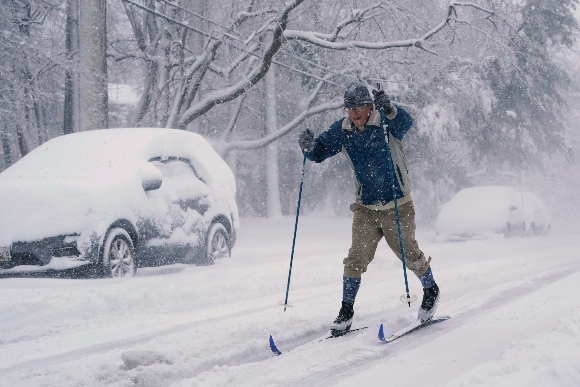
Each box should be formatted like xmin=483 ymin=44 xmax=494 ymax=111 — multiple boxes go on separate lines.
xmin=298 ymin=81 xmax=440 ymax=336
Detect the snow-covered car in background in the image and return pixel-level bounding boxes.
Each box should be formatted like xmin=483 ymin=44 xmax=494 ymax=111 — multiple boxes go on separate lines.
xmin=0 ymin=128 xmax=238 ymax=277
xmin=434 ymin=186 xmax=550 ymax=242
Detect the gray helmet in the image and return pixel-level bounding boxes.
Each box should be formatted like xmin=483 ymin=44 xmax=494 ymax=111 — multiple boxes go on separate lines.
xmin=344 ymin=82 xmax=373 ymax=108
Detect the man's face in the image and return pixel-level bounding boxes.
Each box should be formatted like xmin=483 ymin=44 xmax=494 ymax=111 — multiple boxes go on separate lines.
xmin=346 ymin=105 xmax=373 ymax=127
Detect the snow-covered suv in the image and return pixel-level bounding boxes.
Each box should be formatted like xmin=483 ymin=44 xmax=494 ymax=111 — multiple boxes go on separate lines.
xmin=0 ymin=128 xmax=238 ymax=277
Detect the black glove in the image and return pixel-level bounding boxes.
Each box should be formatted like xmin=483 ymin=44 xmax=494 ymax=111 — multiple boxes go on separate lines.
xmin=372 ymin=89 xmax=393 ymax=115
xmin=298 ymin=129 xmax=315 ymax=152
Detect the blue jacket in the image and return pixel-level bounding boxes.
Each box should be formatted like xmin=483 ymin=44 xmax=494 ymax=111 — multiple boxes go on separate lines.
xmin=304 ymin=106 xmax=414 ymax=208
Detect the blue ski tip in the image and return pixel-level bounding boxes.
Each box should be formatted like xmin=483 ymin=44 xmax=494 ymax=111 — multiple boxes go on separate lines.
xmin=269 ymin=335 xmax=282 ymax=355
xmin=378 ymin=323 xmax=386 ymax=342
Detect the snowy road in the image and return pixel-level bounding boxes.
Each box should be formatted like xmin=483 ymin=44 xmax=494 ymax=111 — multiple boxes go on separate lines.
xmin=1 ymin=216 xmax=580 ymax=386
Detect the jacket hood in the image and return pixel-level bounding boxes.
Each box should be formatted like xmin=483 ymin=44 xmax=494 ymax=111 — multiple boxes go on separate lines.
xmin=341 ymin=107 xmax=398 ymax=131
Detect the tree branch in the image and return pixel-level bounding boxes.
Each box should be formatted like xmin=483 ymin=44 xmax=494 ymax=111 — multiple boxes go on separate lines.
xmin=175 ymin=0 xmax=306 ymax=127
xmin=218 ymin=99 xmax=342 ymax=157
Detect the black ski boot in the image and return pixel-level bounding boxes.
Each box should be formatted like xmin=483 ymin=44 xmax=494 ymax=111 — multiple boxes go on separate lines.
xmin=418 ymin=283 xmax=440 ymax=322
xmin=330 ymin=301 xmax=354 ymax=337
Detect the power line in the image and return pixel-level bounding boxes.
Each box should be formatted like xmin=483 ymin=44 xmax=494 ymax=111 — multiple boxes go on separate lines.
xmin=122 ymin=0 xmax=342 ymax=86
xmin=122 ymin=0 xmax=212 ymax=38
xmin=155 ymin=0 xmax=227 ymax=30
xmin=156 ymin=0 xmax=346 ymax=79
xmin=152 ymin=1 xmax=413 ymax=90
xmin=121 ymin=0 xmax=411 ymax=93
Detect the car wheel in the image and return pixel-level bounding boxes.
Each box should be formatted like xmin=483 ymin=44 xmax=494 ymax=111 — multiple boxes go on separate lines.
xmin=203 ymin=223 xmax=230 ymax=265
xmin=503 ymin=223 xmax=511 ymax=237
xmin=101 ymin=228 xmax=137 ymax=278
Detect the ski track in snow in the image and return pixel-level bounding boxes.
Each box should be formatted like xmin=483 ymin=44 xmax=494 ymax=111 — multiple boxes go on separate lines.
xmin=275 ymin=265 xmax=580 ymax=387
xmin=0 ymin=216 xmax=579 ymax=386
xmin=0 ymin=299 xmax=284 ymax=375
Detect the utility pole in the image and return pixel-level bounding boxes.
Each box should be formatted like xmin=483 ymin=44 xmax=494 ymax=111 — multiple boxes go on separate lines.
xmin=78 ymin=0 xmax=108 ymax=131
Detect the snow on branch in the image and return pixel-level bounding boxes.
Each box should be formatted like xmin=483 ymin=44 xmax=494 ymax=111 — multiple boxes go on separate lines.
xmin=217 ymin=99 xmax=343 ymax=156
xmin=453 ymin=2 xmax=497 ymax=15
xmin=283 ymin=1 xmax=500 ymax=53
xmin=175 ymin=0 xmax=306 ymax=127
xmin=213 ymin=75 xmax=342 ymax=157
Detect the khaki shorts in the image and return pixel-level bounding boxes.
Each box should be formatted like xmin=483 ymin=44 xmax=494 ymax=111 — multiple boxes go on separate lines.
xmin=343 ymin=200 xmax=431 ymax=278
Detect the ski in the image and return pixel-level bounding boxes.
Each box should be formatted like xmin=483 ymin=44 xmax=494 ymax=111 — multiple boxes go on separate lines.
xmin=269 ymin=335 xmax=283 ymax=355
xmin=378 ymin=315 xmax=450 ymax=343
xmin=326 ymin=325 xmax=369 ymax=340
xmin=269 ymin=326 xmax=369 ymax=355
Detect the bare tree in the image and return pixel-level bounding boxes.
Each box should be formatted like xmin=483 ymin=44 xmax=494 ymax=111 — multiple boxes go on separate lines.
xmin=109 ymin=1 xmax=514 ymax=151
xmin=0 ymin=0 xmax=64 ymax=164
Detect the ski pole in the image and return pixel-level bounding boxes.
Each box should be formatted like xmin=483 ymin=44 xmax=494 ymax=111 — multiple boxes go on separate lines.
xmin=281 ymin=153 xmax=307 ymax=312
xmin=377 ymin=83 xmax=413 ymax=307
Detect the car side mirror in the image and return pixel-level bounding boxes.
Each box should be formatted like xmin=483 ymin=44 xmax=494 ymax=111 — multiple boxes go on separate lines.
xmin=143 ymin=176 xmax=162 ymax=191
xmin=141 ymin=162 xmax=163 ymax=191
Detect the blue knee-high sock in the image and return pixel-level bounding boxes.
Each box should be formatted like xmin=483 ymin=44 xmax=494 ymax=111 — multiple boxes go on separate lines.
xmin=417 ymin=267 xmax=436 ymax=289
xmin=343 ymin=276 xmax=361 ymax=304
